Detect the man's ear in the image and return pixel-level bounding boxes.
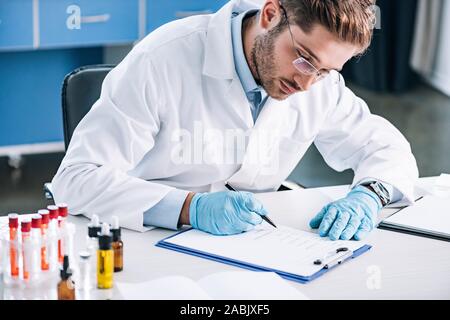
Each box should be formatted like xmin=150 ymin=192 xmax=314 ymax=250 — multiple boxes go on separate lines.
xmin=259 ymin=0 xmax=283 ymax=30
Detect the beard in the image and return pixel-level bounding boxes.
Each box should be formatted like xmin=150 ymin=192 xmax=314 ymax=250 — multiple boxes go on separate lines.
xmin=249 ymin=23 xmax=289 ymax=101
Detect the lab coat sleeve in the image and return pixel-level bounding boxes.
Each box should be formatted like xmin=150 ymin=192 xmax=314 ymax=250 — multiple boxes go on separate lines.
xmin=144 ymin=189 xmax=190 ymax=230
xmin=314 ymin=75 xmax=419 ymax=204
xmin=51 ymin=51 xmax=180 ymax=232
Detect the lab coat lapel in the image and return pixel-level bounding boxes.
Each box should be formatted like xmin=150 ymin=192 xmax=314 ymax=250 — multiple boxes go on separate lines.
xmin=202 ymin=0 xmax=282 ymax=189
xmin=202 ymin=0 xmax=259 ymax=80
xmin=226 ymin=76 xmax=254 ymax=129
xmin=201 ymin=0 xmax=260 ymax=129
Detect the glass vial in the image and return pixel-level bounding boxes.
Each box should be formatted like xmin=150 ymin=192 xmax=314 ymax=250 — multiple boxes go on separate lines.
xmin=47 ymin=217 xmax=59 ymax=272
xmin=111 ymin=216 xmax=123 ymax=272
xmin=38 ymin=209 xmax=50 ymax=271
xmin=87 ymin=214 xmax=101 ymax=285
xmin=30 ymin=215 xmax=43 ymax=283
xmin=97 ymin=223 xmax=114 ymax=289
xmin=78 ymin=251 xmax=92 ymax=290
xmin=77 ymin=251 xmax=92 ymax=300
xmin=57 ymin=255 xmax=75 ymax=300
xmin=21 ymin=220 xmax=32 ymax=281
xmin=57 ymin=204 xmax=68 ymax=264
xmin=8 ymin=214 xmax=19 ymax=278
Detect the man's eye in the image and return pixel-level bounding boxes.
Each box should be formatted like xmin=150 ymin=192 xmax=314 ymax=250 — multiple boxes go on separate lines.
xmin=298 ymin=50 xmax=312 ymax=62
xmin=304 ymin=55 xmax=313 ymax=63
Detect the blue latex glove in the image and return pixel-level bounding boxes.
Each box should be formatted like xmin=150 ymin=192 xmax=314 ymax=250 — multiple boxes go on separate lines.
xmin=309 ymin=186 xmax=382 ymax=241
xmin=189 ymin=191 xmax=269 ymax=235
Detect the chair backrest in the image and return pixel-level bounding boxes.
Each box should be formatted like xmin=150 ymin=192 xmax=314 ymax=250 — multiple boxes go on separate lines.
xmin=61 ymin=64 xmax=115 ymax=150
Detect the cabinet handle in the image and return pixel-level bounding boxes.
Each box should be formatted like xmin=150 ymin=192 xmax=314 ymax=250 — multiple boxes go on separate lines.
xmin=175 ymin=10 xmax=213 ymax=19
xmin=80 ymin=14 xmax=111 ymax=24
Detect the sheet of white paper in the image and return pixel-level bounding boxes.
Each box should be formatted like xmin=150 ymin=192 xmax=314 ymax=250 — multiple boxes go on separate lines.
xmin=164 ymin=226 xmax=366 ymax=278
xmin=198 ymin=271 xmax=308 ymax=300
xmin=116 ymin=271 xmax=308 ymax=300
xmin=116 ymin=276 xmax=211 ymax=300
xmin=435 ymin=174 xmax=450 ymax=188
xmin=254 ymin=188 xmax=333 ymax=231
xmin=432 ymin=174 xmax=450 ymax=197
xmin=383 ymin=196 xmax=450 ymax=236
xmin=385 ymin=184 xmax=428 ymax=209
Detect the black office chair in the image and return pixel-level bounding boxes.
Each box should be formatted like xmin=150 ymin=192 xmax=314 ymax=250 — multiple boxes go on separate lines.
xmin=61 ymin=64 xmax=116 ymax=150
xmin=44 ymin=65 xmax=115 ymax=199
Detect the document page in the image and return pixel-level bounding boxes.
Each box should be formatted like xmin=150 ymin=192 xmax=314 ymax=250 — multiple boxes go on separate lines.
xmin=163 ymin=225 xmax=367 ymax=278
xmin=116 ymin=276 xmax=211 ymax=300
xmin=254 ymin=188 xmax=333 ymax=231
xmin=198 ymin=271 xmax=308 ymax=300
xmin=116 ymin=271 xmax=308 ymax=300
xmin=383 ymin=196 xmax=450 ymax=236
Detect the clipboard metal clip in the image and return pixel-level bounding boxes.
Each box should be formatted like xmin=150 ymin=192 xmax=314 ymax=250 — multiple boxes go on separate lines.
xmin=313 ymin=247 xmax=354 ymax=269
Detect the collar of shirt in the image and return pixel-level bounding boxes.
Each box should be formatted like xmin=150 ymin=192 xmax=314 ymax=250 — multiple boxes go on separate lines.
xmin=231 ymin=10 xmax=267 ymax=106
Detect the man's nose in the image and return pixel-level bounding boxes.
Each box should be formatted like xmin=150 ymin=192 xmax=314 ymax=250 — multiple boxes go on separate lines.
xmin=294 ymin=74 xmax=316 ymax=91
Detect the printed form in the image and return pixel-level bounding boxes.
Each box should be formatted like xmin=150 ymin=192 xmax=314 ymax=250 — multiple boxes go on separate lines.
xmin=163 ymin=225 xmax=368 ymax=278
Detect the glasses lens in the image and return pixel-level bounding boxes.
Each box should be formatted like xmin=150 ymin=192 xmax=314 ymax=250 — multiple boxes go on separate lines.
xmin=293 ymin=57 xmax=317 ymax=75
xmin=293 ymin=57 xmax=330 ymax=82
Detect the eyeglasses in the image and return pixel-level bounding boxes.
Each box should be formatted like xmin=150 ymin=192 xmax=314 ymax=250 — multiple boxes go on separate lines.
xmin=280 ymin=4 xmax=329 ymax=82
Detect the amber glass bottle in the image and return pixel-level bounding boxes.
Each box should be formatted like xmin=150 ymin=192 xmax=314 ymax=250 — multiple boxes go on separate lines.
xmin=58 ymin=255 xmax=75 ymax=300
xmin=111 ymin=216 xmax=123 ymax=272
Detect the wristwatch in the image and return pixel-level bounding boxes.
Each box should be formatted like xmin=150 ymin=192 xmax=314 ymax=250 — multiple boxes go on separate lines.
xmin=364 ymin=181 xmax=391 ymax=207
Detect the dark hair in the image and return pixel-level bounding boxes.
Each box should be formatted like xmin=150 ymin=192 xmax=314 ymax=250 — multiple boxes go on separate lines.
xmin=281 ymin=0 xmax=377 ymax=53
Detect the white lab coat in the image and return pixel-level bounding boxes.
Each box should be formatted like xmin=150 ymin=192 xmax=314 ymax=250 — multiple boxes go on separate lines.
xmin=52 ymin=0 xmax=419 ymax=232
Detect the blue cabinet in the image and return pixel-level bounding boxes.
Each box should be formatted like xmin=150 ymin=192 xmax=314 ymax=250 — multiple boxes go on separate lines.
xmin=0 ymin=0 xmax=34 ymax=50
xmin=39 ymin=0 xmax=140 ymax=48
xmin=147 ymin=0 xmax=228 ymax=32
xmin=0 ymin=0 xmax=228 ymax=152
xmin=0 ymin=48 xmax=103 ymax=146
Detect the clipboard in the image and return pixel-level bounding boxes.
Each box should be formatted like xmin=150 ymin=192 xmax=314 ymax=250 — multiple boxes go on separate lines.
xmin=156 ymin=227 xmax=372 ymax=284
xmin=378 ymin=196 xmax=450 ymax=242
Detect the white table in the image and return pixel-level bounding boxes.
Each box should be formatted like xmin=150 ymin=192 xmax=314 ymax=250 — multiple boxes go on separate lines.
xmin=2 ymin=177 xmax=449 ymax=300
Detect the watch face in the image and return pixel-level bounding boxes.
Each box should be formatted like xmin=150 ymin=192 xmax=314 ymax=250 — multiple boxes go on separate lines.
xmin=372 ymin=182 xmax=390 ymax=205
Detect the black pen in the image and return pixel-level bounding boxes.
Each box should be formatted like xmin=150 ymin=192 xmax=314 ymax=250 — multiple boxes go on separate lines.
xmin=225 ymin=183 xmax=278 ymax=228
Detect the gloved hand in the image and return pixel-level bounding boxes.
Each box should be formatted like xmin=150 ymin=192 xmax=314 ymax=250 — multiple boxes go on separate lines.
xmin=189 ymin=191 xmax=268 ymax=235
xmin=309 ymin=186 xmax=382 ymax=241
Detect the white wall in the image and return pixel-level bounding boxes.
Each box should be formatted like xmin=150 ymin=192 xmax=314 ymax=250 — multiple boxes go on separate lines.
xmin=426 ymin=1 xmax=450 ymax=96
xmin=412 ymin=0 xmax=450 ymax=96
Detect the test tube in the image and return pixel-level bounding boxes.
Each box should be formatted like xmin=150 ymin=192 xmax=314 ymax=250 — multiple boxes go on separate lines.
xmin=21 ymin=220 xmax=31 ymax=280
xmin=8 ymin=214 xmax=19 ymax=278
xmin=47 ymin=218 xmax=59 ymax=272
xmin=47 ymin=205 xmax=59 ymax=224
xmin=57 ymin=204 xmax=69 ymax=264
xmin=38 ymin=209 xmax=50 ymax=271
xmin=30 ymin=215 xmax=42 ymax=282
